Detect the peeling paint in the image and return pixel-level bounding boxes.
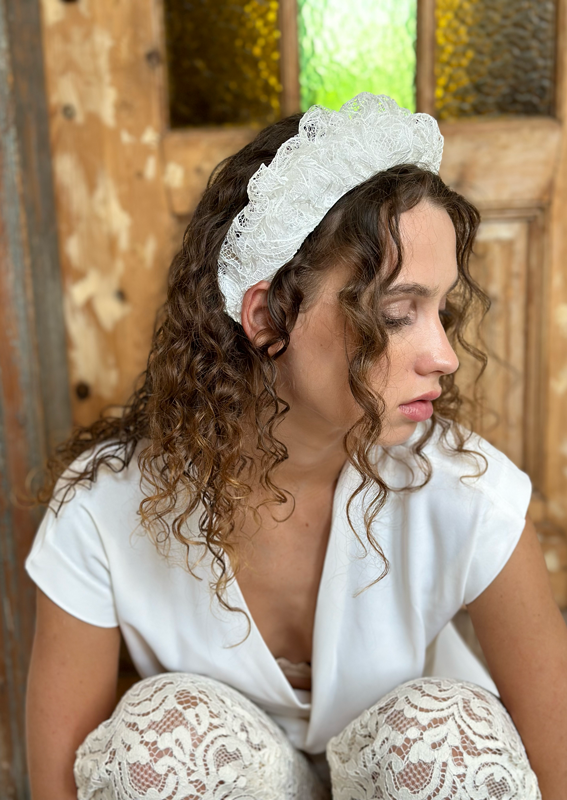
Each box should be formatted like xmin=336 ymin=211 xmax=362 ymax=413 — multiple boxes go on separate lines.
xmin=143 ymin=155 xmax=157 ymax=181
xmin=65 ymin=232 xmax=81 ymax=268
xmin=53 ymin=26 xmax=117 ymax=127
xmin=551 ymin=366 xmax=567 ymax=396
xmin=164 ymin=161 xmax=185 ymax=188
xmin=555 ymin=303 xmax=567 ymax=338
xmin=476 ymin=220 xmax=520 ymax=242
xmin=55 ymin=154 xmax=132 ymax=337
xmin=545 ymin=550 xmax=562 ymax=573
xmin=120 ymin=129 xmax=136 ymax=144
xmin=69 ymin=267 xmax=130 ymax=332
xmin=141 ymin=126 xmax=160 ymax=147
xmin=549 ymin=500 xmax=566 ymax=521
xmin=92 ymin=170 xmax=132 ymax=252
xmin=41 ymin=0 xmax=66 ymax=26
xmin=63 ymin=294 xmax=120 ymax=399
xmin=143 ymin=235 xmax=157 ymax=270
xmin=561 ymin=439 xmax=567 ymax=459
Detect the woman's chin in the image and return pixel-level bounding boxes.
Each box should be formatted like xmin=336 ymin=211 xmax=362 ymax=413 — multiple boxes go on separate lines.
xmin=379 ymin=419 xmax=419 ymax=447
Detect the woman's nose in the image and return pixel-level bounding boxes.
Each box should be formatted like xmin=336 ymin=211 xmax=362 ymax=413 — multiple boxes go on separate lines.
xmin=417 ymin=322 xmax=460 ymax=377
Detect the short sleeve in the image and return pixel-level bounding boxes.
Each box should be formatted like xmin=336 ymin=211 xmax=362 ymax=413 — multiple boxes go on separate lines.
xmin=25 ymin=489 xmax=119 ymax=627
xmin=463 ymin=443 xmax=532 ymax=605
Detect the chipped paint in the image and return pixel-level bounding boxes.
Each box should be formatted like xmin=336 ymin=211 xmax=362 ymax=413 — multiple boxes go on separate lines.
xmin=41 ymin=0 xmax=66 ymax=26
xmin=120 ymin=129 xmax=136 ymax=144
xmin=53 ymin=25 xmax=117 ymax=127
xmin=551 ymin=365 xmax=567 ymax=396
xmin=544 ymin=550 xmax=562 ymax=573
xmin=63 ymin=294 xmax=119 ymax=399
xmin=64 ymin=232 xmax=81 ymax=268
xmin=549 ymin=500 xmax=566 ymax=521
xmin=143 ymin=235 xmax=157 ymax=270
xmin=69 ymin=267 xmax=131 ymax=332
xmin=475 ymin=219 xmax=520 ymax=242
xmin=92 ymin=169 xmax=132 ymax=252
xmin=556 ymin=303 xmax=567 ymax=338
xmin=141 ymin=126 xmax=160 ymax=147
xmin=143 ymin=155 xmax=157 ymax=181
xmin=55 ymin=153 xmax=132 ymax=338
xmin=164 ymin=161 xmax=185 ymax=188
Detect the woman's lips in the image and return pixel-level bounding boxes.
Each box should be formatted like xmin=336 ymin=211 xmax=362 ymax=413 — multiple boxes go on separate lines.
xmin=398 ymin=399 xmax=434 ymax=422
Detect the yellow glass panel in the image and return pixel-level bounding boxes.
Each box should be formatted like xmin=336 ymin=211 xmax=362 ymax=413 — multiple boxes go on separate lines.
xmin=435 ymin=0 xmax=556 ymax=120
xmin=164 ymin=0 xmax=282 ymax=128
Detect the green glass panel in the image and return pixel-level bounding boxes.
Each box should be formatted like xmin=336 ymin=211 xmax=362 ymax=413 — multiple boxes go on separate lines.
xmin=164 ymin=0 xmax=282 ymax=128
xmin=435 ymin=0 xmax=556 ymax=120
xmin=298 ymin=0 xmax=417 ymax=112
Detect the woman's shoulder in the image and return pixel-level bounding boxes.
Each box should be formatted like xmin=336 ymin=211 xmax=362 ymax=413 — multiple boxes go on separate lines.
xmin=48 ymin=438 xmax=148 ymax=522
xmin=379 ymin=418 xmax=532 ymax=513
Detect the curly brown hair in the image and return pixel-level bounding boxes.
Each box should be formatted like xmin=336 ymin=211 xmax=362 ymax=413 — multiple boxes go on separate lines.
xmin=35 ymin=112 xmax=491 ymax=614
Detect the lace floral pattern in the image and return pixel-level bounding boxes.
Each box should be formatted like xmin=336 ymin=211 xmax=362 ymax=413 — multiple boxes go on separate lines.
xmin=327 ymin=677 xmax=541 ymax=799
xmin=217 ymin=93 xmax=444 ymax=323
xmin=75 ymin=674 xmax=540 ymax=799
xmin=74 ymin=673 xmax=328 ymax=800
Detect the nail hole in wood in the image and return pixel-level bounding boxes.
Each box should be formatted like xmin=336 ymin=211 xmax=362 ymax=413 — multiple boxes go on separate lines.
xmin=75 ymin=382 xmax=90 ymax=400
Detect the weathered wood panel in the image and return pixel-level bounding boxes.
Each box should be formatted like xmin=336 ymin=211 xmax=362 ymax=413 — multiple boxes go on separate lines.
xmin=0 ymin=0 xmax=71 ymax=797
xmin=459 ymin=218 xmax=530 ymax=467
xmin=440 ymin=118 xmax=561 ymax=208
xmin=39 ymin=0 xmax=179 ymax=426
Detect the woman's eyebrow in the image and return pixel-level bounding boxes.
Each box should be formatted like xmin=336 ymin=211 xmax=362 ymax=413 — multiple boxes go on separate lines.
xmin=384 ymin=276 xmax=459 ymax=298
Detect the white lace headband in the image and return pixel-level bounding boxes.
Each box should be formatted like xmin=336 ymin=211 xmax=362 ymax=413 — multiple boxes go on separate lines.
xmin=217 ymin=93 xmax=444 ymax=324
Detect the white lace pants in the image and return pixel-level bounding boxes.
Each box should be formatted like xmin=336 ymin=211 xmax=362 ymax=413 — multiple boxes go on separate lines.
xmin=74 ymin=673 xmax=541 ymax=800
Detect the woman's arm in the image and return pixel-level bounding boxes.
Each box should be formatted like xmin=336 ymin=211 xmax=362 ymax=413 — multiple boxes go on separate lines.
xmin=26 ymin=588 xmax=121 ymax=800
xmin=467 ymin=514 xmax=567 ymax=800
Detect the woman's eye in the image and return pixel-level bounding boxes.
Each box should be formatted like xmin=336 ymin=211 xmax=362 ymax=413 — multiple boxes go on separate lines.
xmin=382 ymin=307 xmax=455 ymax=332
xmin=383 ymin=314 xmax=412 ymax=330
xmin=381 ymin=302 xmax=413 ymax=330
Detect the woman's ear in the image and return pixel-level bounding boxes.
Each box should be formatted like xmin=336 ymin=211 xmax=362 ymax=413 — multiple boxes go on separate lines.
xmin=240 ymin=280 xmax=282 ymax=355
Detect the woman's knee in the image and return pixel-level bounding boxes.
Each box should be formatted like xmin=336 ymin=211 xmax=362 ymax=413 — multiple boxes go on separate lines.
xmin=327 ymin=677 xmax=541 ymax=800
xmin=74 ymin=672 xmax=322 ymax=800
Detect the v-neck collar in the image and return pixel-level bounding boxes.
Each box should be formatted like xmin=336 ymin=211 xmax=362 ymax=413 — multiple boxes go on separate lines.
xmin=227 ymin=456 xmax=354 ymax=711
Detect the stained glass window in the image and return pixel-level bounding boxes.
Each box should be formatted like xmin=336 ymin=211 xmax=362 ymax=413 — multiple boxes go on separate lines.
xmin=298 ymin=0 xmax=417 ymax=112
xmin=435 ymin=0 xmax=557 ymax=120
xmin=164 ymin=0 xmax=282 ymax=128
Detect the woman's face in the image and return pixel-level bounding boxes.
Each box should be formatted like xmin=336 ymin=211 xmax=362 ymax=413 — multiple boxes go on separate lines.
xmin=274 ymin=200 xmax=460 ymax=447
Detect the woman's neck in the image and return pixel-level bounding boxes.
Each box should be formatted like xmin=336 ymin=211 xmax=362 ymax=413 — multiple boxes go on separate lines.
xmin=242 ymin=408 xmax=349 ymax=499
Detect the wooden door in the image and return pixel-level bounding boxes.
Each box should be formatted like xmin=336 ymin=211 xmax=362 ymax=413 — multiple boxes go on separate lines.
xmin=37 ymin=1 xmax=567 ymax=584
xmin=0 ymin=1 xmax=563 ymax=795
xmin=419 ymin=0 xmax=567 ymax=604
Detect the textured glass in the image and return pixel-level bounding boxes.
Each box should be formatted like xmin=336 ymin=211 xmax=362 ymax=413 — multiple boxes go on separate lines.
xmin=164 ymin=0 xmax=282 ymax=128
xmin=435 ymin=0 xmax=556 ymax=120
xmin=298 ymin=0 xmax=417 ymax=112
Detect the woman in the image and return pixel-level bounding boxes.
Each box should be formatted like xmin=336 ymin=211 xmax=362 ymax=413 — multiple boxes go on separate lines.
xmin=25 ymin=95 xmax=567 ymax=799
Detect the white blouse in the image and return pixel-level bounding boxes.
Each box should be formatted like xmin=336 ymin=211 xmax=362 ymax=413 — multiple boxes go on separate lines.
xmin=25 ymin=421 xmax=531 ymax=754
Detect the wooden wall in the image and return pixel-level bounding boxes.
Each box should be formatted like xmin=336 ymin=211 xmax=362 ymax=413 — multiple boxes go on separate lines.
xmin=38 ymin=0 xmax=567 ymax=589
xmin=0 ymin=0 xmax=71 ymax=796
xmin=1 ymin=0 xmax=567 ymax=796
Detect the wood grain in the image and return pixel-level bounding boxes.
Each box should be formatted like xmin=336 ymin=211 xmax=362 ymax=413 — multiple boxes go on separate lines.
xmin=416 ymin=0 xmax=436 ymax=115
xmin=440 ymin=117 xmax=562 ymax=207
xmin=545 ymin=0 xmax=567 ymax=540
xmin=0 ymin=0 xmax=71 ymax=796
xmin=279 ymin=0 xmax=301 ymax=116
xmin=39 ymin=0 xmax=179 ymax=426
xmin=162 ymin=128 xmax=257 ymax=216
